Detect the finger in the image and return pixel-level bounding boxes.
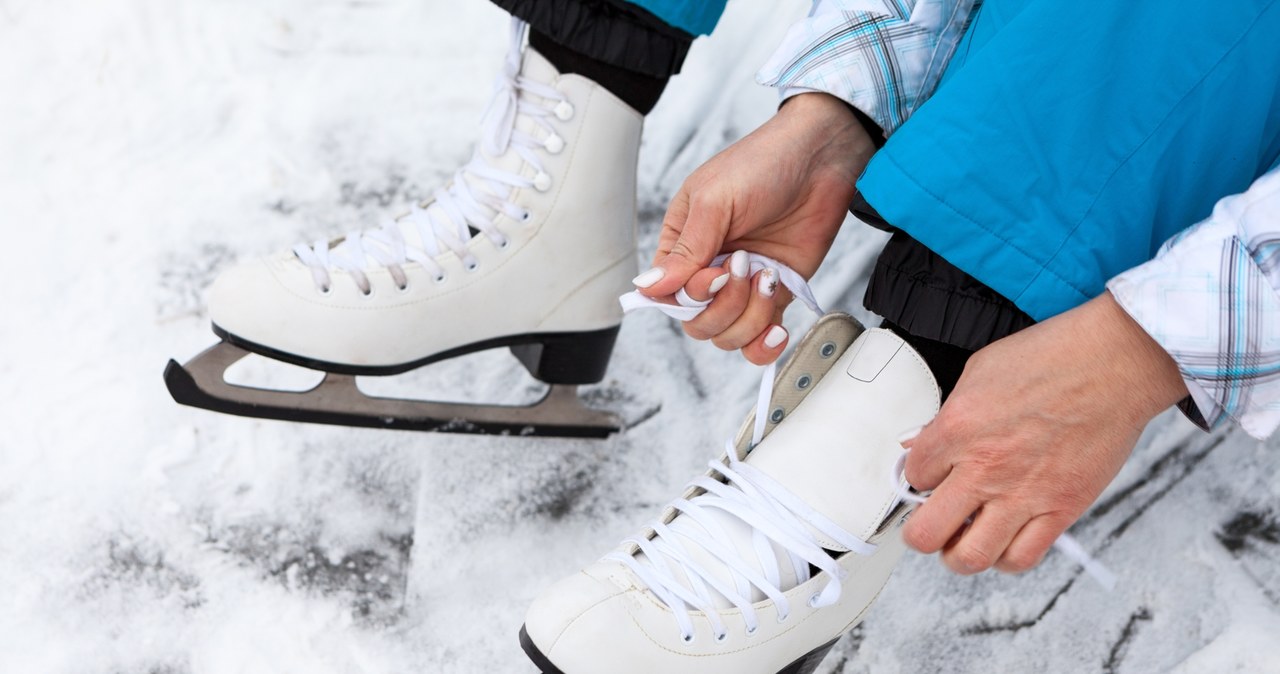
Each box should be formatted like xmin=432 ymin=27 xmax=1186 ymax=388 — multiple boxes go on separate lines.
xmin=740 ymin=324 xmax=789 ymax=365
xmin=995 ymin=514 xmax=1067 ymax=574
xmin=940 ymin=505 xmax=1024 ymax=575
xmin=902 ymin=477 xmax=982 ymax=554
xmin=639 ymin=193 xmax=733 ymax=297
xmin=682 ymin=267 xmax=732 ymax=303
xmin=901 ymin=422 xmax=953 ymax=492
xmin=711 ymin=268 xmax=787 ymax=351
xmin=682 ymin=252 xmax=752 ymax=340
xmin=653 ymin=189 xmax=690 ymax=264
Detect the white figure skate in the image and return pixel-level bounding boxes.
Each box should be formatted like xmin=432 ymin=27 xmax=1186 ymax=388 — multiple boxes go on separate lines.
xmin=165 ymin=19 xmax=642 ymax=437
xmin=520 ymin=312 xmax=943 ymax=672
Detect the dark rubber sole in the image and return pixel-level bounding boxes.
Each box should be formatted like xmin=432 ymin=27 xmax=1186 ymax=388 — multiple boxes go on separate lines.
xmin=519 ymin=625 xmax=841 ymax=674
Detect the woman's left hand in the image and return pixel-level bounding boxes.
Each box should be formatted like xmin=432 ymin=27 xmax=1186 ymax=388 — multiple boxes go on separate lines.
xmin=901 ymin=292 xmax=1188 ymax=574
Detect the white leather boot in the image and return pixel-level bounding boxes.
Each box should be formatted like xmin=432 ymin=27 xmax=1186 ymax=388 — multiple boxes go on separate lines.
xmin=521 ymin=315 xmax=941 ymax=673
xmin=206 ymin=21 xmax=640 ymax=383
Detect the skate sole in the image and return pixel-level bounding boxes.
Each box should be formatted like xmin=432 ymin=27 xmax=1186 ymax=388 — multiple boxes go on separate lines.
xmin=164 ymin=339 xmax=623 ymax=438
xmin=211 ymin=323 xmax=619 ymax=384
xmin=518 ymin=625 xmax=841 ymax=674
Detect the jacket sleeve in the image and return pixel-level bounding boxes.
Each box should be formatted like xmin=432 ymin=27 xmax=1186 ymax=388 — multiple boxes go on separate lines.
xmin=1107 ymin=166 xmax=1280 ymax=439
xmin=755 ymin=0 xmax=979 ymax=137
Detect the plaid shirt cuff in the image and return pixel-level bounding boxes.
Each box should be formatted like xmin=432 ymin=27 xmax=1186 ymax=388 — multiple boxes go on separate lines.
xmin=756 ymin=0 xmax=978 ymax=137
xmin=1108 ymin=167 xmax=1280 ymax=440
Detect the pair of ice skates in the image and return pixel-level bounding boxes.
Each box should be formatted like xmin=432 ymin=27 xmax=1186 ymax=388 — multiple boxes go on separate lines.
xmin=164 ymin=22 xmax=946 ymax=673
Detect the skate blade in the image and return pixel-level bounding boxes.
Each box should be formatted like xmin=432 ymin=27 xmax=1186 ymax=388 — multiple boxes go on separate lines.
xmin=164 ymin=341 xmax=622 ymax=438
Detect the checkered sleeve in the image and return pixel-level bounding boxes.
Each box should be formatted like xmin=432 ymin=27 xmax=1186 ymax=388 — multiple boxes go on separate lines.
xmin=1107 ymin=167 xmax=1280 ymax=439
xmin=756 ymin=0 xmax=979 ymax=137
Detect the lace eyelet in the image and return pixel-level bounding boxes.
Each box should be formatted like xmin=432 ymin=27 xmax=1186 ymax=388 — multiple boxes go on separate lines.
xmin=496 ymin=237 xmax=510 ymax=250
xmin=554 ymin=100 xmax=574 ymax=121
xmin=796 ymin=374 xmax=812 ymax=390
xmin=807 ymin=594 xmax=821 ymax=608
xmin=745 ymin=625 xmax=758 ymax=637
xmin=777 ymin=612 xmax=789 ymax=624
xmin=395 ymin=281 xmax=410 ymax=293
xmin=714 ymin=633 xmax=727 ymax=643
xmin=533 ymin=172 xmax=552 ymax=192
xmin=433 ymin=273 xmax=447 ymax=284
xmin=543 ymin=133 xmax=565 ymax=154
xmin=318 ymin=285 xmax=333 ymax=296
xmin=769 ymin=407 xmax=785 ymax=424
xmin=520 ymin=211 xmax=533 ymax=223
xmin=680 ymin=633 xmax=695 ymax=644
xmin=819 ymin=341 xmax=837 ymax=358
xmin=464 ymin=259 xmax=480 ymax=273
xmin=359 ymin=286 xmax=375 ymax=299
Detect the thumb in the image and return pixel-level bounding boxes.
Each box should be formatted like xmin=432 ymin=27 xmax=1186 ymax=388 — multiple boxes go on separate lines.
xmin=637 ymin=193 xmax=732 ymax=298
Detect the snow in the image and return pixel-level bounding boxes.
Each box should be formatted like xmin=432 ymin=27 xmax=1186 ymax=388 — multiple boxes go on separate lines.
xmin=2 ymin=1 xmax=1279 ymax=672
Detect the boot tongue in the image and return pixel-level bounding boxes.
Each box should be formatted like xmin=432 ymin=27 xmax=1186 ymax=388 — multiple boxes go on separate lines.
xmin=632 ymin=330 xmax=940 ymax=610
xmin=743 ymin=329 xmax=940 ymax=550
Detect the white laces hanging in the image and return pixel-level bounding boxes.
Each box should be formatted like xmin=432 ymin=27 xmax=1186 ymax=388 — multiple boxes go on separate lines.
xmin=616 ymin=252 xmax=1115 ymax=641
xmin=292 ymin=18 xmax=566 ymax=294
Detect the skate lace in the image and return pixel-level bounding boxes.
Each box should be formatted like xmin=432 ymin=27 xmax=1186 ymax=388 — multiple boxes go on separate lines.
xmin=616 ymin=253 xmax=1115 ymax=642
xmin=293 ymin=18 xmax=565 ymax=294
xmin=615 ymin=253 xmax=855 ymax=642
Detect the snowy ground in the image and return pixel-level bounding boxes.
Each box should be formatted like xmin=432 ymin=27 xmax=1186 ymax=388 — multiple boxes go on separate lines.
xmin=3 ymin=1 xmax=1279 ymax=672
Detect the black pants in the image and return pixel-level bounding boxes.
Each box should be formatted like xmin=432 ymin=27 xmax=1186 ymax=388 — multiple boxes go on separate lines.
xmin=492 ymin=0 xmax=1034 ymax=396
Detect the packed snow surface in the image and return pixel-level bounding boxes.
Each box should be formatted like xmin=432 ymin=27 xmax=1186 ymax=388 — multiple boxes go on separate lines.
xmin=3 ymin=1 xmax=1279 ymax=672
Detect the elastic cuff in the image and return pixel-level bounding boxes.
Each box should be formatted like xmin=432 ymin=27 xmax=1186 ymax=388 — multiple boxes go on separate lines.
xmin=864 ymin=232 xmax=1036 ymax=351
xmin=490 ymin=0 xmax=694 ymax=77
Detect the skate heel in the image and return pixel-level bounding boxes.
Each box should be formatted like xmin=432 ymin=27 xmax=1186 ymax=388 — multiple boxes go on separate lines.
xmin=511 ymin=325 xmax=620 ymax=385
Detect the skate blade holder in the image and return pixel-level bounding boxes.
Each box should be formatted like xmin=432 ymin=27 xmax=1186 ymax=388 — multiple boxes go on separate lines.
xmin=164 ymin=335 xmax=624 ymax=439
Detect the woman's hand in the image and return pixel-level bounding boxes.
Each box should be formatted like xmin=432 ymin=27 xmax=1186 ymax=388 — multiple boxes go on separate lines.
xmin=634 ymin=93 xmax=875 ymax=364
xmin=901 ymin=292 xmax=1189 ymax=575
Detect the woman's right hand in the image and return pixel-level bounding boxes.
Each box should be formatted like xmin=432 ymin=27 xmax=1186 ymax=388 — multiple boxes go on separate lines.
xmin=634 ymin=92 xmax=876 ymax=364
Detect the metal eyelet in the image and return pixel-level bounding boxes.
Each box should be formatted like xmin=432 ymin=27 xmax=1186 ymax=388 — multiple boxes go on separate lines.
xmin=819 ymin=341 xmax=837 ymax=358
xmin=796 ymin=374 xmax=812 ymax=390
xmin=554 ymin=100 xmax=574 ymax=121
xmin=769 ymin=407 xmax=785 ymax=424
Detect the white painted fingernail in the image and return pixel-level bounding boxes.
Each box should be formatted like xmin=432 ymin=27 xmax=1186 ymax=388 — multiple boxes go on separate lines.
xmin=708 ymin=272 xmax=730 ymax=295
xmin=763 ymin=325 xmax=788 ymax=349
xmin=632 ymin=267 xmax=665 ymax=288
xmin=896 ymin=426 xmax=923 ymax=445
xmin=758 ymin=268 xmax=778 ymax=298
xmin=729 ymin=250 xmax=750 ymax=279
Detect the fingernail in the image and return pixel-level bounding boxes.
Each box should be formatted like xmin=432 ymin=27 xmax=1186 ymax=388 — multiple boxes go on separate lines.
xmin=896 ymin=426 xmax=923 ymax=445
xmin=763 ymin=325 xmax=788 ymax=349
xmin=758 ymin=268 xmax=778 ymax=298
xmin=729 ymin=250 xmax=750 ymax=279
xmin=632 ymin=267 xmax=665 ymax=288
xmin=708 ymin=272 xmax=730 ymax=295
